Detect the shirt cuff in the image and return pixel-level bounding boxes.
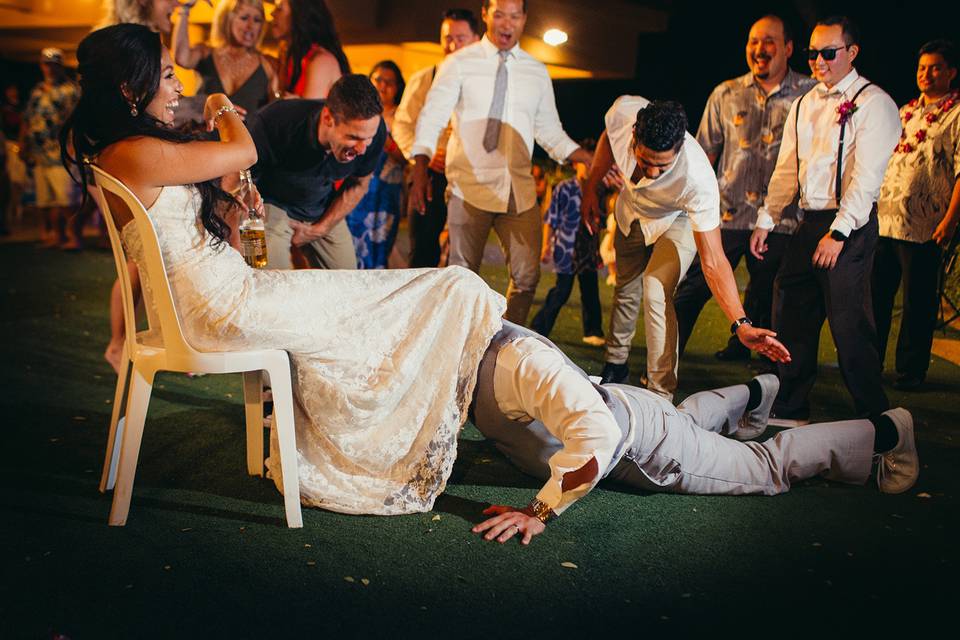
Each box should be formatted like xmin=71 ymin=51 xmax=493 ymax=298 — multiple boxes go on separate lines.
xmin=755 ymin=209 xmax=776 ymax=230
xmin=535 ymin=485 xmax=562 ymax=514
xmin=410 ymin=143 xmax=434 ymax=160
xmin=535 ymin=481 xmax=592 ymax=516
xmin=829 ymin=216 xmax=854 ymax=237
xmin=551 ymin=138 xmax=582 ymax=165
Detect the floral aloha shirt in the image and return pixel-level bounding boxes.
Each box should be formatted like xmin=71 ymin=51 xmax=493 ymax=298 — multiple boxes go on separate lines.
xmin=878 ymin=90 xmax=960 ymax=243
xmin=696 ymin=69 xmax=816 ymax=234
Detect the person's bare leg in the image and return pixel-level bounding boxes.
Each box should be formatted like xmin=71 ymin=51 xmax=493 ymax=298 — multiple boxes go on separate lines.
xmin=62 ymin=199 xmax=95 ymax=250
xmin=105 ymin=261 xmax=140 ymax=374
xmin=40 ymin=207 xmax=59 ymax=247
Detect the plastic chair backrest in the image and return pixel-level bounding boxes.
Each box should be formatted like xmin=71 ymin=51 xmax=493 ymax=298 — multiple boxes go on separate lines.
xmin=92 ymin=166 xmax=141 ymax=362
xmin=91 ymin=165 xmax=201 ymax=360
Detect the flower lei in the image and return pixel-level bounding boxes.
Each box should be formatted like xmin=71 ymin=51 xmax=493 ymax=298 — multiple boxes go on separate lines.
xmin=836 ymin=100 xmax=859 ymax=126
xmin=896 ymin=90 xmax=959 ymax=154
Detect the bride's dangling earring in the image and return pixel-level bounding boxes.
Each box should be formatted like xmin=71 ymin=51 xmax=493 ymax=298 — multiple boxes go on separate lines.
xmin=129 ymin=103 xmax=138 ymax=117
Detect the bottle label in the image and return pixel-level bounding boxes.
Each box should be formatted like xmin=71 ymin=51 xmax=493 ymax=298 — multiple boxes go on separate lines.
xmin=240 ymin=227 xmax=268 ymax=269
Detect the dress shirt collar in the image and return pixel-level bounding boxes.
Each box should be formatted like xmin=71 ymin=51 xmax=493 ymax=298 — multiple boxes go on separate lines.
xmin=815 ymin=68 xmax=860 ymax=97
xmin=480 ymin=35 xmax=520 ymax=59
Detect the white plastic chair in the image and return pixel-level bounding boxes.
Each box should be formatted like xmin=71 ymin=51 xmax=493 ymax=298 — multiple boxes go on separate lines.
xmin=92 ymin=165 xmax=303 ymax=528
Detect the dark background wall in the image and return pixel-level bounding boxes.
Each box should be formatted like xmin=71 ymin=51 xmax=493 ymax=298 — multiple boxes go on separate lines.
xmin=551 ymin=0 xmax=960 ymax=145
xmin=3 ymin=0 xmax=957 ymax=148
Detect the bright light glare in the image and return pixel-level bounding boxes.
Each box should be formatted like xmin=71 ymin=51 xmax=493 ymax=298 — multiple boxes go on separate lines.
xmin=543 ymin=29 xmax=568 ymax=46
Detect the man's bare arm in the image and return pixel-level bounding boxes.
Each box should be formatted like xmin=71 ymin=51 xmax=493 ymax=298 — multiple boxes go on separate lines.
xmin=289 ymin=174 xmax=372 ymax=245
xmin=932 ymin=176 xmax=960 ymax=247
xmin=580 ymin=131 xmax=616 ymax=234
xmin=695 ymin=227 xmax=790 ymax=362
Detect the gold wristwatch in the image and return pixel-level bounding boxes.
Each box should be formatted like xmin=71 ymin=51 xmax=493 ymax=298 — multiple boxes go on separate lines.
xmin=525 ymin=499 xmax=557 ymax=524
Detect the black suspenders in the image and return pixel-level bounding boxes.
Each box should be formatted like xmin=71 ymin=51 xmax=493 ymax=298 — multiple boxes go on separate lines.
xmin=794 ymin=82 xmax=873 ymax=206
xmin=834 ymin=82 xmax=873 ymax=203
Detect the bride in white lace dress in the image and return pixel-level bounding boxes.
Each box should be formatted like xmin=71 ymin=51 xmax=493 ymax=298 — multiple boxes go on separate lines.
xmin=63 ymin=24 xmax=505 ymax=515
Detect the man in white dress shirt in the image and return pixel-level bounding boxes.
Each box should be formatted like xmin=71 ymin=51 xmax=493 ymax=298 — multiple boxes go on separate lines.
xmin=408 ymin=0 xmax=592 ymax=324
xmin=468 ymin=321 xmax=918 ymax=545
xmin=393 ymin=8 xmax=480 ymax=267
xmin=582 ymin=98 xmax=789 ymax=401
xmin=751 ymin=16 xmax=901 ymax=425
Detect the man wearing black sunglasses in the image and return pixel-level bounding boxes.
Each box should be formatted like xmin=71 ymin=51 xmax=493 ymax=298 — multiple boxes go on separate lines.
xmin=750 ymin=16 xmax=901 ymax=426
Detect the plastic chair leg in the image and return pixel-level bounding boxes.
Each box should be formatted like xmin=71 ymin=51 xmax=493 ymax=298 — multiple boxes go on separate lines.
xmin=100 ymin=352 xmax=131 ymax=493
xmin=108 ymin=365 xmax=155 ymax=526
xmin=242 ymin=370 xmax=265 ymax=476
xmin=268 ymin=365 xmax=303 ymax=528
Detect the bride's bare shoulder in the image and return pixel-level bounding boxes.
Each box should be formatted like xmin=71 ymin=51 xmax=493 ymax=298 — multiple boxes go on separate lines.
xmin=97 ymin=136 xmax=169 ymax=172
xmin=97 ymin=138 xmax=171 ymax=204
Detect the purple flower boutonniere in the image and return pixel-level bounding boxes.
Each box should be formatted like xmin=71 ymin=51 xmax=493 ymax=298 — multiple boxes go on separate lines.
xmin=836 ymin=100 xmax=858 ymax=126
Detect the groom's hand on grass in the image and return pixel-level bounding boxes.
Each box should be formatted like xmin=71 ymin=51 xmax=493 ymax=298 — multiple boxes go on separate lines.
xmin=472 ymin=505 xmax=545 ymax=545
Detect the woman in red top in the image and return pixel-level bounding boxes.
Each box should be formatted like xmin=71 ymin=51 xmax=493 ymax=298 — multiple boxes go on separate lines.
xmin=271 ymin=0 xmax=350 ymax=99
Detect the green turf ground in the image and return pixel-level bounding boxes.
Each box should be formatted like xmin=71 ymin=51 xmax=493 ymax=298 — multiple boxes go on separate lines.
xmin=1 ymin=241 xmax=957 ymax=638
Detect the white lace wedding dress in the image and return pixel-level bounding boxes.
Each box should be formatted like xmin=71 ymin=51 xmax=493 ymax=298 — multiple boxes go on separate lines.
xmin=122 ymin=186 xmax=505 ymax=515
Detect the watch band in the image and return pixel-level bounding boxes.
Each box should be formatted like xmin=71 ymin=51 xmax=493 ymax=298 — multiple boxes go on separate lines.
xmin=730 ymin=316 xmax=753 ymax=335
xmin=525 ymin=499 xmax=557 ymax=524
xmin=830 ymin=229 xmax=848 ymax=241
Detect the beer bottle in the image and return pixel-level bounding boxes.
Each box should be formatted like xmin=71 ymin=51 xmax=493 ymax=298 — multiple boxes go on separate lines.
xmin=238 ymin=169 xmax=268 ymax=269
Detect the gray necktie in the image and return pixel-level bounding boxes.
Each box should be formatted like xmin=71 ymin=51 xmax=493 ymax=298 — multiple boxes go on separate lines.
xmin=482 ymin=50 xmax=509 ymax=153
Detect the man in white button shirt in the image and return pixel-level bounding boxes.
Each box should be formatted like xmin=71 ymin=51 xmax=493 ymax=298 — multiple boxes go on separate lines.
xmin=393 ymin=8 xmax=480 ymax=267
xmin=750 ymin=16 xmax=901 ymax=425
xmin=408 ymin=0 xmax=592 ymax=324
xmin=467 ymin=321 xmax=918 ymax=545
xmin=583 ymin=98 xmax=789 ymax=401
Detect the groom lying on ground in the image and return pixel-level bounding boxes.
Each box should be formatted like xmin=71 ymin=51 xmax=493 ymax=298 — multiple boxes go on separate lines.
xmin=468 ymin=322 xmax=919 ymax=545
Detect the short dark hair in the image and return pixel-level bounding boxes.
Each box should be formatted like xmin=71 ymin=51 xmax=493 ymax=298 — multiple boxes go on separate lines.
xmin=756 ymin=14 xmax=793 ymax=44
xmin=919 ymin=39 xmax=958 ymax=70
xmin=325 ymin=74 xmax=383 ymax=123
xmin=443 ymin=8 xmax=480 ymax=34
xmin=633 ymin=101 xmax=688 ymax=153
xmin=482 ymin=1 xmax=527 ymax=13
xmin=816 ymin=15 xmax=860 ymax=46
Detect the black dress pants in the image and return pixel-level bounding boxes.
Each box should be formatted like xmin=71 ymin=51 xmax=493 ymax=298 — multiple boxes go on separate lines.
xmin=871 ymin=237 xmax=942 ymax=379
xmin=675 ymin=228 xmax=790 ymax=355
xmin=531 ymin=270 xmax=603 ymax=339
xmin=408 ymin=168 xmax=448 ymax=268
xmin=772 ymin=209 xmax=889 ymax=417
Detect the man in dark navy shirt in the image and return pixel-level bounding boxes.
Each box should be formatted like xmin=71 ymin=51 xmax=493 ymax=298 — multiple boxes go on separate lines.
xmin=247 ymin=74 xmax=386 ymax=269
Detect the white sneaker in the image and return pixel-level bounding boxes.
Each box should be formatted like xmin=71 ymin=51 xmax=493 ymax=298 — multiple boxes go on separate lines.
xmin=734 ymin=374 xmax=779 ymax=440
xmin=582 ymin=336 xmax=605 ymax=347
xmin=876 ymin=408 xmax=919 ymax=494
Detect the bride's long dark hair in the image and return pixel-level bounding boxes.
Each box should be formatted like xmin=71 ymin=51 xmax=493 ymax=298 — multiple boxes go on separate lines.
xmin=60 ymin=23 xmax=232 ymax=244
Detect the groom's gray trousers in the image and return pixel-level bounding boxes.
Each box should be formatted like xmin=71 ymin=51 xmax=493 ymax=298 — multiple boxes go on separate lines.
xmin=471 ymin=322 xmax=874 ymax=496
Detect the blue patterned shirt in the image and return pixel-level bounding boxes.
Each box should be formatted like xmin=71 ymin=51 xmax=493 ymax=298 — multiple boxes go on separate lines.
xmin=24 ymin=80 xmax=78 ymax=167
xmin=546 ymin=179 xmax=598 ymax=275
